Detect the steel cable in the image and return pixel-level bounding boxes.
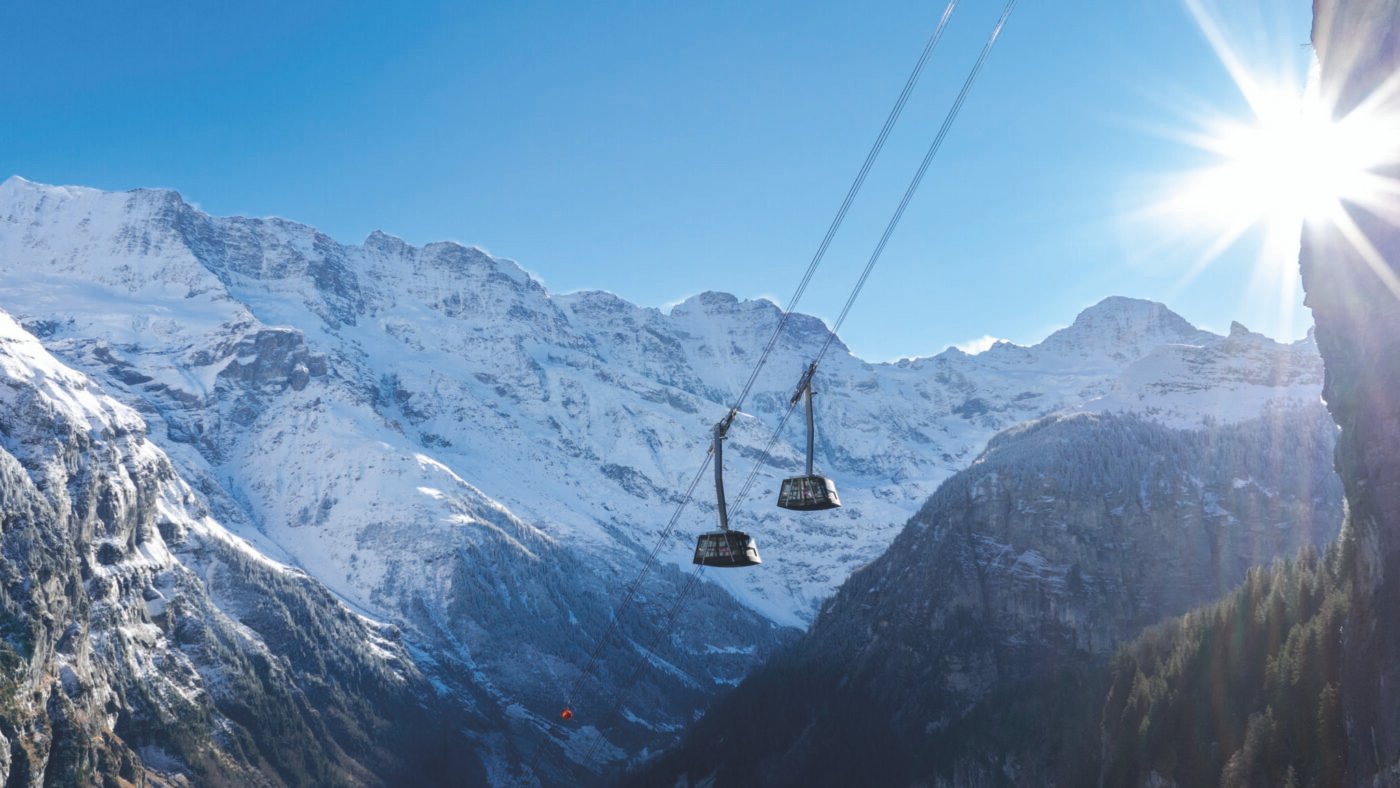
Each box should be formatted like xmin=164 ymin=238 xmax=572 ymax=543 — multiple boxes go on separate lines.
xmin=723 ymin=0 xmax=1019 ymax=553
xmin=545 ymin=0 xmax=963 ymax=738
xmin=537 ymin=1 xmax=1012 ymax=779
xmin=726 ymin=0 xmax=961 ymax=417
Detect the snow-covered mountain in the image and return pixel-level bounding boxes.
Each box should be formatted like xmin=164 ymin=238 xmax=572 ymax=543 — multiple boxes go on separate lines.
xmin=0 ymin=309 xmax=496 ymax=785
xmin=0 ymin=176 xmax=1327 ymax=779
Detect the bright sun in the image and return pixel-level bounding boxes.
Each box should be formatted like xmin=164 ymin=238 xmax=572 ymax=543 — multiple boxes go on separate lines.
xmin=1144 ymin=0 xmax=1400 ymax=317
xmin=1168 ymin=80 xmax=1393 ymax=254
xmin=1187 ymin=90 xmax=1354 ymax=227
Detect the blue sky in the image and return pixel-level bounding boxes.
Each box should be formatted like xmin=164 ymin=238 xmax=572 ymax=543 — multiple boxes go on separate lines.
xmin=2 ymin=1 xmax=1316 ymax=361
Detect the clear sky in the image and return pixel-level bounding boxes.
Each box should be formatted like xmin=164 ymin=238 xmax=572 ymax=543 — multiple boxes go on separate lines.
xmin=2 ymin=1 xmax=1317 ymax=361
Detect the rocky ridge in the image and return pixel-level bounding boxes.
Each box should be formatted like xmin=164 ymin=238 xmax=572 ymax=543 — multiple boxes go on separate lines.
xmin=1303 ymin=0 xmax=1400 ymax=780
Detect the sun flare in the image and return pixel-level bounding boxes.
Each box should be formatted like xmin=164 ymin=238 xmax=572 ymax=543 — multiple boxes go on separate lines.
xmin=1167 ymin=78 xmax=1394 ymax=253
xmin=1141 ymin=0 xmax=1400 ymax=325
xmin=1188 ymin=92 xmax=1348 ymax=225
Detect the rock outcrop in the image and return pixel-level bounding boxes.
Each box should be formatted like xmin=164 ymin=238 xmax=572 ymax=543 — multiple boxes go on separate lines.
xmin=1305 ymin=0 xmax=1400 ymax=781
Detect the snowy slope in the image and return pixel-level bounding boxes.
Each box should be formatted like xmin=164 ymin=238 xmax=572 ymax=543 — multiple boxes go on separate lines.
xmin=0 ymin=176 xmax=1327 ymax=624
xmin=0 ymin=308 xmax=494 ymax=785
xmin=0 ymin=176 xmax=1326 ymax=777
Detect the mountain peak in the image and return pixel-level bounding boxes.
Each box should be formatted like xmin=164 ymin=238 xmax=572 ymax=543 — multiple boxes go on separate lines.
xmin=419 ymin=240 xmax=537 ymax=289
xmin=1226 ymin=321 xmax=1275 ymax=344
xmin=127 ymin=184 xmax=183 ymax=199
xmin=670 ymin=290 xmax=739 ymax=312
xmin=1074 ymin=296 xmax=1189 ymax=327
xmin=0 ymin=175 xmax=98 ymax=203
xmin=1038 ymin=297 xmax=1207 ymax=361
xmin=668 ymin=291 xmax=794 ymax=320
xmin=559 ymin=288 xmax=635 ymax=313
xmin=363 ymin=229 xmax=410 ymax=254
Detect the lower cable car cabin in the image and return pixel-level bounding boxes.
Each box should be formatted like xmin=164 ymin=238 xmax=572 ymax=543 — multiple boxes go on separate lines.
xmin=777 ymin=474 xmax=841 ymax=511
xmin=695 ymin=416 xmax=761 ymax=568
xmin=693 ymin=530 xmax=761 ymax=568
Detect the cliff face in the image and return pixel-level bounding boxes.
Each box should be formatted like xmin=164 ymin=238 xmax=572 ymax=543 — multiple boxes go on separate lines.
xmin=1308 ymin=0 xmax=1400 ymax=592
xmin=1305 ymin=0 xmax=1400 ymax=782
xmin=0 ymin=311 xmax=487 ymax=786
xmin=626 ymin=410 xmax=1342 ymax=787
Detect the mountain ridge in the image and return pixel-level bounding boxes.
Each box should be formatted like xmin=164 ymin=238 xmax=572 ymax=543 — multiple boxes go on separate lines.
xmin=0 ymin=176 xmax=1330 ymax=779
xmin=0 ymin=173 xmax=1313 ymax=357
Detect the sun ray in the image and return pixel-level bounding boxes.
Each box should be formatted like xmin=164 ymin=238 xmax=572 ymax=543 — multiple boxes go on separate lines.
xmin=1182 ymin=0 xmax=1280 ymax=119
xmin=1173 ymin=218 xmax=1262 ymax=291
xmin=1134 ymin=0 xmax=1400 ymax=325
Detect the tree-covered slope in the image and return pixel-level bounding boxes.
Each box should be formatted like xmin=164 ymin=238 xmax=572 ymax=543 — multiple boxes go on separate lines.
xmin=1100 ymin=541 xmax=1349 ymax=788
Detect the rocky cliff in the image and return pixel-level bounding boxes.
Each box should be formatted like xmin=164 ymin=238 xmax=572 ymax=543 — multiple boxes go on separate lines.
xmin=627 ymin=408 xmax=1342 ymax=787
xmin=0 ymin=311 xmax=489 ymax=785
xmin=1305 ymin=0 xmax=1400 ymax=781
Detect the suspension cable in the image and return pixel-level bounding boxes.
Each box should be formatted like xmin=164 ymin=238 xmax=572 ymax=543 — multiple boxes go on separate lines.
xmin=545 ymin=0 xmax=963 ymax=733
xmin=579 ymin=563 xmax=709 ymax=777
xmin=558 ymin=450 xmax=713 ymax=714
xmin=724 ymin=0 xmax=960 ymax=419
xmin=538 ymin=1 xmax=1023 ymax=779
xmin=726 ymin=0 xmax=1022 ymax=537
xmin=817 ymin=0 xmax=1019 ymax=363
xmin=734 ymin=399 xmax=800 ymax=506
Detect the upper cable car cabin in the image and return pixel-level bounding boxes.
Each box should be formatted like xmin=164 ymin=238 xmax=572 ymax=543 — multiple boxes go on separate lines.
xmin=778 ymin=474 xmax=841 ymax=511
xmin=777 ymin=363 xmax=842 ymax=512
xmin=693 ymin=529 xmax=762 ymax=567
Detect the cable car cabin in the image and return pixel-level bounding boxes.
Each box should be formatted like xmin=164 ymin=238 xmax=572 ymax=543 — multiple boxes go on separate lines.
xmin=693 ymin=530 xmax=761 ymax=567
xmin=777 ymin=474 xmax=841 ymax=511
xmin=777 ymin=365 xmax=842 ymax=512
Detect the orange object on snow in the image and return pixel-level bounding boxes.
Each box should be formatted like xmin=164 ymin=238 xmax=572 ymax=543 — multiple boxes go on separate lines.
xmin=560 ymin=708 xmax=574 ymax=721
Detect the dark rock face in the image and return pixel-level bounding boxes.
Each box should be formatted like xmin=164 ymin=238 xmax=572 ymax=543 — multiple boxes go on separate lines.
xmin=1307 ymin=0 xmax=1400 ymax=587
xmin=0 ymin=321 xmax=487 ymax=785
xmin=172 ymin=206 xmax=367 ymax=330
xmin=1305 ymin=0 xmax=1400 ymax=782
xmin=217 ymin=328 xmax=328 ymax=391
xmin=629 ymin=410 xmax=1342 ymax=787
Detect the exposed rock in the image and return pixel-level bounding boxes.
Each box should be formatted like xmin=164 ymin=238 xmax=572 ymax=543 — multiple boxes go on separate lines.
xmin=1305 ymin=0 xmax=1400 ymax=781
xmin=0 ymin=311 xmax=487 ymax=785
